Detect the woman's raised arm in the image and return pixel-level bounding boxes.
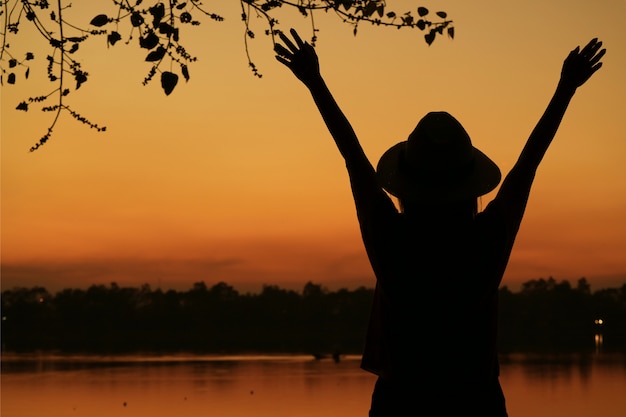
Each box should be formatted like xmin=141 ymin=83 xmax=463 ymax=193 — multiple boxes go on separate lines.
xmin=494 ymin=39 xmax=606 ymax=218
xmin=275 ymin=29 xmax=388 ymax=209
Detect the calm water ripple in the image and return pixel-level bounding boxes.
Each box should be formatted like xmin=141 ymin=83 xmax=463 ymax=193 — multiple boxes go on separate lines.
xmin=2 ymin=352 xmax=625 ymax=417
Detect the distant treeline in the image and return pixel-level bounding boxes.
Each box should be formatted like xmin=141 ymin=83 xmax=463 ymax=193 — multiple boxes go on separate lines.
xmin=1 ymin=278 xmax=625 ymax=354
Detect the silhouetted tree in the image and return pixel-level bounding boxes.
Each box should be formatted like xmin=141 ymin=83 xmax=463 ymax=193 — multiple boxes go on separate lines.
xmin=0 ymin=286 xmax=53 ymax=349
xmin=209 ymin=281 xmax=239 ymax=301
xmin=302 ymin=281 xmax=328 ymax=298
xmin=2 ymin=279 xmax=624 ymax=353
xmin=577 ymin=277 xmax=591 ymax=295
xmin=498 ymin=277 xmax=625 ymax=352
xmin=1 ymin=1 xmax=453 ymax=151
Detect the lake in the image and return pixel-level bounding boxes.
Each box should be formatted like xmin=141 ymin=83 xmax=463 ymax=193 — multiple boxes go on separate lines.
xmin=1 ymin=351 xmax=625 ymax=417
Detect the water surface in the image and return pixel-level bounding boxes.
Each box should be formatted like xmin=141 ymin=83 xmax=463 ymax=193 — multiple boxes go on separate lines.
xmin=2 ymin=352 xmax=625 ymax=417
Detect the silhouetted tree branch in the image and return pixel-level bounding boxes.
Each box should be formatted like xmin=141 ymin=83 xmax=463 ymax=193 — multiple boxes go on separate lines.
xmin=1 ymin=1 xmax=454 ymax=151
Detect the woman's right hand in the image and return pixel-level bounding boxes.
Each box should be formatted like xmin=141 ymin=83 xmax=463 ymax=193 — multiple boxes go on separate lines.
xmin=275 ymin=29 xmax=321 ymax=86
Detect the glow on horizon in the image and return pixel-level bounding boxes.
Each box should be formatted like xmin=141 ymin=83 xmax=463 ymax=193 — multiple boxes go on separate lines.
xmin=2 ymin=0 xmax=625 ymax=293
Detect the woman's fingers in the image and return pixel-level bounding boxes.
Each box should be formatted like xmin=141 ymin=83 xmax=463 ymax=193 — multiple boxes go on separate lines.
xmin=570 ymin=39 xmax=605 ymax=72
xmin=589 ymin=48 xmax=606 ymax=67
xmin=278 ymin=29 xmax=307 ymax=54
xmin=278 ymin=31 xmax=299 ymax=53
xmin=588 ymin=42 xmax=603 ymax=59
xmin=275 ymin=55 xmax=291 ymax=67
xmin=580 ymin=39 xmax=605 ymax=75
xmin=274 ymin=43 xmax=292 ymax=59
xmin=290 ymin=28 xmax=305 ymax=48
xmin=580 ymin=38 xmax=599 ymax=56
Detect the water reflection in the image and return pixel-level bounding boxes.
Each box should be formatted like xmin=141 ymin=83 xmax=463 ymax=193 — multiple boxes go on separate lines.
xmin=594 ymin=318 xmax=605 ymax=354
xmin=2 ymin=353 xmax=625 ymax=417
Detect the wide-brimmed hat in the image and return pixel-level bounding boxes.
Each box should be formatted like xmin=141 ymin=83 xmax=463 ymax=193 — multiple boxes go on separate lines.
xmin=376 ymin=112 xmax=501 ymax=202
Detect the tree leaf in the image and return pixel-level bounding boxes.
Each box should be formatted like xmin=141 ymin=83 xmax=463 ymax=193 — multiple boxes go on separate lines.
xmin=363 ymin=1 xmax=377 ymax=17
xmin=145 ymin=46 xmax=166 ymax=61
xmin=425 ymin=30 xmax=436 ymax=46
xmin=25 ymin=67 xmax=30 ymax=79
xmin=447 ymin=27 xmax=455 ymax=39
xmin=417 ymin=7 xmax=429 ymax=17
xmin=25 ymin=52 xmax=35 ymax=60
xmin=161 ymin=71 xmax=178 ymax=95
xmin=90 ymin=14 xmax=109 ymax=27
xmin=75 ymin=71 xmax=88 ymax=89
xmin=158 ymin=22 xmax=175 ymax=37
xmin=16 ymin=101 xmax=29 ymax=111
xmin=436 ymin=11 xmax=447 ymax=19
xmin=9 ymin=59 xmax=17 ymax=68
xmin=8 ymin=73 xmax=16 ymax=84
xmin=417 ymin=19 xmax=426 ymax=30
xmin=139 ymin=31 xmax=160 ymax=49
xmin=108 ymin=31 xmax=122 ymax=46
xmin=181 ymin=64 xmax=190 ymax=82
xmin=50 ymin=38 xmax=63 ymax=48
xmin=130 ymin=12 xmax=144 ymax=27
xmin=149 ymin=3 xmax=165 ymax=28
xmin=180 ymin=12 xmax=192 ymax=23
xmin=377 ymin=4 xmax=384 ymax=18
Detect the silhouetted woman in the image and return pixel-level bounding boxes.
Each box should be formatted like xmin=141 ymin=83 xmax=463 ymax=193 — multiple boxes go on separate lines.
xmin=275 ymin=29 xmax=605 ymax=416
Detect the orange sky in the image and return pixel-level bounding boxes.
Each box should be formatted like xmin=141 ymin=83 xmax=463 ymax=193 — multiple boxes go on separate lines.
xmin=2 ymin=0 xmax=625 ymax=293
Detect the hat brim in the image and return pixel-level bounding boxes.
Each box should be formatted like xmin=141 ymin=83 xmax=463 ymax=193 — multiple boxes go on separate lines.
xmin=376 ymin=141 xmax=502 ymax=202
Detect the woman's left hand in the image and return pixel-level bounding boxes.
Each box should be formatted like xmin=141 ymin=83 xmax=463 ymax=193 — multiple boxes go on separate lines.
xmin=560 ymin=38 xmax=606 ymax=90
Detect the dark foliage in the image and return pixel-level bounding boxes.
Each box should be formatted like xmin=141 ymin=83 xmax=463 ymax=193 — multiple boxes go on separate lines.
xmin=2 ymin=277 xmax=623 ymax=355
xmin=1 ymin=1 xmax=453 ymax=151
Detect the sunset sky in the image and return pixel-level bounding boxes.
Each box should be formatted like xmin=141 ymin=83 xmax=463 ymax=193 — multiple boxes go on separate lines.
xmin=2 ymin=0 xmax=625 ymax=294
